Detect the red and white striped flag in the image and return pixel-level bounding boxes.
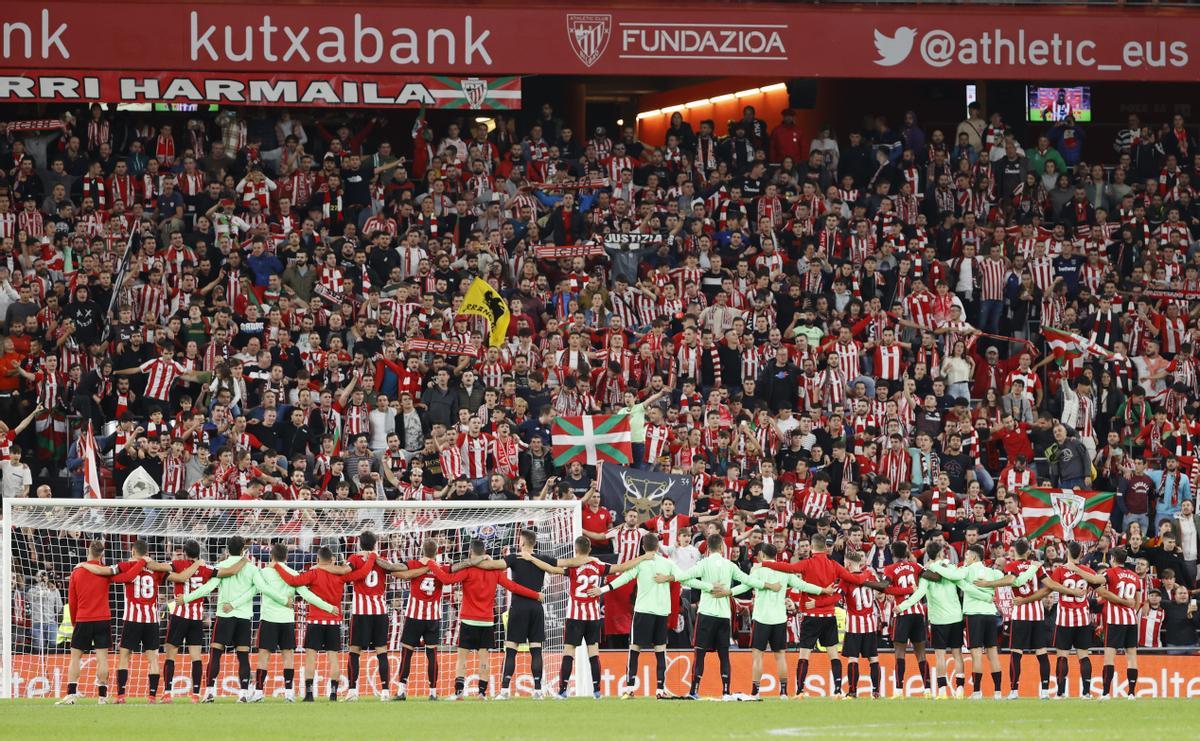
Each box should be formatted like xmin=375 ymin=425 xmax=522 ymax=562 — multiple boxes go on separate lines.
xmin=80 ymin=421 xmax=103 ymax=499
xmin=1018 ymin=486 xmax=1114 ymax=542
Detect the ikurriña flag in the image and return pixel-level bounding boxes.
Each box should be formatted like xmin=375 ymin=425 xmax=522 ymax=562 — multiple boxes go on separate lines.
xmin=1019 ymin=486 xmax=1115 ymax=542
xmin=551 ymin=414 xmax=632 ymax=466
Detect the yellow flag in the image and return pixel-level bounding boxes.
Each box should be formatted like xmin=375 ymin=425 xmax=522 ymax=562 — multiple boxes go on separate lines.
xmin=457 ymin=277 xmax=511 ymax=347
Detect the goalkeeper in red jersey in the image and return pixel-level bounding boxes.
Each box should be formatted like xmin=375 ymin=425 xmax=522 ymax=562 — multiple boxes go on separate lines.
xmin=423 ymin=538 xmax=543 ymax=701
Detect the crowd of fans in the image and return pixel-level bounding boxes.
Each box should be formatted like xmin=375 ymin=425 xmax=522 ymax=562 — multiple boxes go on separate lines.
xmin=1 ymin=95 xmax=1199 ymax=651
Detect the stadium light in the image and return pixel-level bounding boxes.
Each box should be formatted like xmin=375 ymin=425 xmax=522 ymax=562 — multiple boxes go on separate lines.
xmin=708 ymin=94 xmax=735 ymax=103
xmin=734 ymin=87 xmax=762 ymax=98
xmin=758 ymin=83 xmax=788 ymax=93
xmin=635 ymin=82 xmax=786 ymax=121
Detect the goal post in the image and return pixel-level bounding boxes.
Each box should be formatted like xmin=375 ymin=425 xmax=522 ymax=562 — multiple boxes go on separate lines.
xmin=1 ymin=497 xmax=582 ymax=700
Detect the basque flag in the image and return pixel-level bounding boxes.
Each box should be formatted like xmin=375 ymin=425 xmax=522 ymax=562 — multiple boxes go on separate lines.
xmin=551 ymin=414 xmax=632 ymax=466
xmin=1019 ymin=486 xmax=1115 ymax=543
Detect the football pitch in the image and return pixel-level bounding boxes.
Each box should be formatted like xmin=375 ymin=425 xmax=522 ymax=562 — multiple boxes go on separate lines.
xmin=2 ymin=697 xmax=1196 ymax=739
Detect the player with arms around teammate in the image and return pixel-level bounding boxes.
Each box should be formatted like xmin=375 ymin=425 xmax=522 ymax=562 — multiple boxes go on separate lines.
xmin=836 ymin=549 xmax=906 ymax=699
xmin=162 ymin=540 xmax=247 ymax=703
xmin=882 ymin=541 xmax=932 ymax=698
xmin=590 ymin=532 xmax=712 ymax=699
xmin=393 ymin=538 xmax=454 ymax=701
xmin=895 ymin=541 xmax=969 ymax=699
xmin=56 ymin=540 xmax=148 ymax=705
xmin=344 ymin=530 xmax=429 ymax=702
xmin=424 ymin=539 xmax=544 ymax=701
xmin=958 ymin=544 xmax=1041 ymax=699
xmin=1004 ymin=537 xmax=1079 ymax=699
xmin=464 ymin=529 xmax=559 ymax=699
xmin=663 ymin=532 xmax=779 ymax=700
xmin=248 ymin=543 xmax=341 ymax=702
xmin=272 ymin=546 xmax=377 ymax=701
xmin=519 ymin=535 xmax=652 ymax=698
xmin=741 ymin=543 xmax=831 ymax=699
xmin=179 ymin=535 xmax=260 ymax=702
xmin=1083 ymin=547 xmax=1144 ymax=699
xmin=1050 ymin=542 xmax=1098 ymax=698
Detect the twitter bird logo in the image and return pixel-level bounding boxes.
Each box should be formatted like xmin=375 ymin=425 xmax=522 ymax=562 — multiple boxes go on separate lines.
xmin=874 ymin=27 xmax=917 ymax=66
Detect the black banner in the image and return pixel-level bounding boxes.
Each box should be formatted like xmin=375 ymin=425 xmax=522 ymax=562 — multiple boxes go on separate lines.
xmin=598 ymin=464 xmax=692 ymax=524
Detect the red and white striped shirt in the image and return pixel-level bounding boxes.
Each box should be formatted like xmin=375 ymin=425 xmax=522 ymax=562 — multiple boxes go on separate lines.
xmin=882 ymin=560 xmax=927 ymax=617
xmin=170 ymin=560 xmax=215 ymax=621
xmin=1102 ymin=567 xmax=1142 ymax=625
xmin=980 ymin=257 xmax=1007 ymax=301
xmin=1005 ymin=560 xmax=1046 ymax=622
xmin=841 ymin=567 xmax=880 ymax=634
xmin=1139 ymin=607 xmax=1165 ymax=648
xmin=874 ymin=344 xmax=904 ymax=380
xmin=456 ymin=432 xmax=492 ymax=479
xmin=404 ymin=560 xmax=445 ymax=621
xmin=139 ymin=357 xmax=187 ymax=401
xmin=121 ymin=565 xmax=166 ymax=624
xmin=348 ymin=553 xmax=389 ymax=615
xmin=606 ymin=526 xmax=647 ymax=563
xmin=1051 ymin=565 xmax=1093 ymax=628
xmin=567 ymin=560 xmax=611 ymax=621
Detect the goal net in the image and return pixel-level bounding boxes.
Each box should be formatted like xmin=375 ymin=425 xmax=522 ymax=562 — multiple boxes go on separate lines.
xmin=2 ymin=499 xmax=580 ymax=700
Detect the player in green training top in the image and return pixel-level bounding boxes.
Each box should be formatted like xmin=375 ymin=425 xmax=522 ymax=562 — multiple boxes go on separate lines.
xmin=246 ymin=542 xmax=340 ymax=703
xmin=591 ymin=532 xmax=712 ymax=699
xmin=895 ymin=541 xmax=969 ymax=699
xmin=957 ymin=544 xmax=1042 ymax=699
xmin=739 ymin=542 xmax=833 ymax=699
xmin=181 ymin=536 xmax=259 ymax=703
xmin=659 ymin=532 xmax=781 ymax=700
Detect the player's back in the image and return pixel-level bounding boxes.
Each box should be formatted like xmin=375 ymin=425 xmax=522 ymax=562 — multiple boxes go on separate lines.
xmin=1051 ymin=564 xmax=1093 ymax=625
xmin=170 ymin=559 xmax=214 ymax=621
xmin=567 ymin=560 xmax=608 ymax=621
xmin=69 ymin=560 xmax=116 ymax=623
xmin=348 ymin=553 xmax=388 ymax=614
xmin=405 ymin=559 xmax=445 ymax=620
xmin=1005 ymin=559 xmax=1046 ymax=620
xmin=120 ymin=562 xmax=166 ymax=623
xmin=1103 ymin=566 xmax=1141 ymax=624
xmin=883 ymin=560 xmax=925 ymax=615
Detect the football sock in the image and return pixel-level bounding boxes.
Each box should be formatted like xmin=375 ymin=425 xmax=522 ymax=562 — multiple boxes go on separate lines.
xmin=830 ymin=659 xmax=843 ymax=694
xmin=1102 ymin=665 xmax=1114 ymax=696
xmin=530 ymin=647 xmax=543 ymax=691
xmin=377 ymin=653 xmax=390 ymax=689
xmin=426 ymin=649 xmax=438 ymax=689
xmin=149 ymin=673 xmax=160 ymax=697
xmin=237 ymin=650 xmax=251 ymax=691
xmin=348 ymin=653 xmax=360 ymax=689
xmin=1037 ymin=653 xmax=1051 ymax=691
xmin=991 ymin=671 xmax=1002 ymax=692
xmin=191 ymin=660 xmax=203 ymax=694
xmin=869 ymin=663 xmax=881 ymax=694
xmin=894 ymin=657 xmax=906 ymax=689
xmin=283 ymin=668 xmax=295 ymax=690
xmin=589 ymin=656 xmax=601 ymax=694
xmin=1056 ymin=657 xmax=1069 ymax=695
xmin=1126 ymin=669 xmax=1138 ymax=696
xmin=117 ymin=669 xmax=128 ymax=696
xmin=847 ymin=663 xmax=860 ymax=696
xmin=1080 ymin=658 xmax=1092 ymax=693
xmin=559 ymin=655 xmax=574 ymax=695
xmin=255 ymin=669 xmax=267 ymax=691
xmin=206 ymin=648 xmax=224 ymax=688
xmin=398 ymin=647 xmax=414 ymax=682
xmin=163 ymin=660 xmax=175 ymax=691
xmin=502 ymin=648 xmax=517 ymax=689
xmin=655 ymin=651 xmax=666 ymax=691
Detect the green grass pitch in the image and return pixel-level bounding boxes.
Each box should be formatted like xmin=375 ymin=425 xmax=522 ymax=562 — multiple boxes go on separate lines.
xmin=2 ymin=697 xmax=1196 ymax=739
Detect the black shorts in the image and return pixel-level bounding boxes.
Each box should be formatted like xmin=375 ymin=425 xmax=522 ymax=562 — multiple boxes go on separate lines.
xmin=72 ymin=620 xmax=111 ymax=652
xmin=631 ymin=612 xmax=668 ymax=648
xmin=458 ymin=623 xmax=495 ymax=651
xmin=1104 ymin=623 xmax=1138 ymax=650
xmin=165 ymin=616 xmax=204 ymax=648
xmin=693 ymin=614 xmax=730 ymax=651
xmin=750 ymin=621 xmax=788 ymax=652
xmin=506 ymin=600 xmax=546 ymax=644
xmin=257 ymin=621 xmax=297 ymax=652
xmin=120 ymin=621 xmax=161 ymax=652
xmin=930 ymin=621 xmax=964 ymax=650
xmin=350 ymin=614 xmax=390 ymax=651
xmin=1008 ymin=619 xmax=1047 ymax=651
xmin=1054 ymin=624 xmax=1093 ymax=652
xmin=564 ymin=619 xmax=602 ymax=647
xmin=842 ymin=631 xmax=879 ymax=659
xmin=966 ymin=614 xmax=999 ymax=649
xmin=304 ymin=623 xmax=343 ymax=652
xmin=400 ymin=618 xmax=441 ymax=647
xmin=213 ymin=616 xmax=252 ymax=648
xmin=798 ymin=615 xmax=838 ymax=650
xmin=892 ymin=613 xmax=928 ymax=646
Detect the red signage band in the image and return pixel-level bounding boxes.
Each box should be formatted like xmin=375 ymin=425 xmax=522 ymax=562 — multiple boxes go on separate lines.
xmin=0 ymin=4 xmax=1197 ymax=80
xmin=0 ymin=69 xmax=520 ymax=109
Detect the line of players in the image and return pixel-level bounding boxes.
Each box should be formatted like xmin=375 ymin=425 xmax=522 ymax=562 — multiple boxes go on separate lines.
xmin=55 ymin=526 xmax=1145 ymax=704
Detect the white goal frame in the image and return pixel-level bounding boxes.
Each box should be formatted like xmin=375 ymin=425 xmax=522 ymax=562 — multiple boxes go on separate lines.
xmin=1 ymin=497 xmax=583 ymax=700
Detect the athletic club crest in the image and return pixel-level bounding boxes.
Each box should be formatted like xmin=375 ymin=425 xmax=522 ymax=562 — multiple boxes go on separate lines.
xmin=459 ymin=78 xmax=489 ymax=109
xmin=1051 ymin=490 xmax=1085 ymax=538
xmin=566 ymin=14 xmax=611 ymax=67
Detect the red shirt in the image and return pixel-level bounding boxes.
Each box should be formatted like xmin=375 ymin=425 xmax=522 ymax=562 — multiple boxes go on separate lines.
xmin=426 ymin=562 xmax=539 ymax=623
xmin=274 ymin=554 xmax=377 ymax=623
xmin=581 ymin=505 xmax=614 ymax=546
xmin=766 ymin=552 xmax=867 ymax=616
xmin=68 ymin=559 xmax=140 ymax=623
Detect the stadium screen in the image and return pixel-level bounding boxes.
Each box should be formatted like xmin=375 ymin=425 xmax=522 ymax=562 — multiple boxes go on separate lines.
xmin=1026 ymin=86 xmax=1092 ymax=123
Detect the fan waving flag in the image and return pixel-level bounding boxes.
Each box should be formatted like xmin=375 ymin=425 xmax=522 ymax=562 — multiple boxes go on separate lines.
xmin=1019 ymin=486 xmax=1115 ymax=542
xmin=552 ymin=415 xmax=633 ymax=466
xmin=457 ymin=277 xmax=511 ymax=347
xmin=1041 ymin=327 xmax=1123 ymax=365
xmin=79 ymin=421 xmax=103 ymax=499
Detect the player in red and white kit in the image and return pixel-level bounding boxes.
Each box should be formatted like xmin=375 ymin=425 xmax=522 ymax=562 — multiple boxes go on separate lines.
xmin=1003 ymin=538 xmax=1055 ymax=699
xmin=423 ymin=539 xmax=542 ymax=701
xmin=393 ymin=538 xmax=456 ymax=701
xmin=163 ymin=539 xmax=246 ymax=702
xmin=881 ymin=541 xmax=931 ymax=698
xmin=521 ymin=536 xmax=651 ymax=698
xmin=1092 ymin=547 xmax=1144 ymax=699
xmin=57 ymin=540 xmax=144 ymax=705
xmin=1050 ymin=542 xmax=1098 ymax=698
xmin=838 ymin=550 xmax=902 ymax=698
xmin=344 ymin=530 xmax=429 ymax=702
